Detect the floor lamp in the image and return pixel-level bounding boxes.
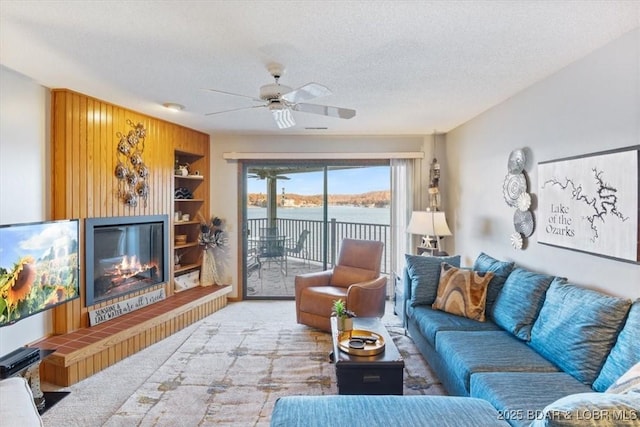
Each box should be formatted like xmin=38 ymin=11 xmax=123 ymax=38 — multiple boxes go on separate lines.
xmin=407 ymin=210 xmax=452 ymax=255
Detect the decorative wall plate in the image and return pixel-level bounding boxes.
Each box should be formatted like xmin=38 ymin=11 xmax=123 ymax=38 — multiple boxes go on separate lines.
xmin=502 ymin=173 xmax=527 ymax=207
xmin=508 ymin=149 xmax=526 ymax=174
xmin=514 ymin=209 xmax=534 ymax=237
xmin=517 ymin=192 xmax=531 ymax=211
xmin=510 ymin=232 xmax=523 ymax=249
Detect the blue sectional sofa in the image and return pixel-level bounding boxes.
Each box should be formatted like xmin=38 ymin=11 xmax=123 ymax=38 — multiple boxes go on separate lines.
xmin=271 ymin=253 xmax=639 ymax=427
xmin=402 ymin=252 xmax=639 ymax=426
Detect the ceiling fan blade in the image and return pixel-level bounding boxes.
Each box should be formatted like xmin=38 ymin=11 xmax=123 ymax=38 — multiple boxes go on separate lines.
xmin=281 ymin=83 xmax=332 ymax=104
xmin=292 ymin=103 xmax=356 ymax=119
xmin=271 ymin=108 xmax=295 ymax=129
xmin=203 ymin=88 xmax=263 ymax=103
xmin=205 ymin=105 xmax=265 ymax=116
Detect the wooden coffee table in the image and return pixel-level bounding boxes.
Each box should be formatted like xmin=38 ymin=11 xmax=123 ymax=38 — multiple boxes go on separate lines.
xmin=330 ymin=316 xmax=404 ymax=395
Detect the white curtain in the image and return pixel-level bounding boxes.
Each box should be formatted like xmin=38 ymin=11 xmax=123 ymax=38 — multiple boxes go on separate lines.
xmin=389 ymin=158 xmax=417 ymax=294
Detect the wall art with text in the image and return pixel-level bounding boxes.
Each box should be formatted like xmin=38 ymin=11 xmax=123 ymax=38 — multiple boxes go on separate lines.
xmin=537 ymin=145 xmax=639 ymax=264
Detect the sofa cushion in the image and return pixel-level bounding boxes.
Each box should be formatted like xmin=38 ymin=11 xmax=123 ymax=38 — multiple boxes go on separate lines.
xmin=472 ymin=252 xmax=515 ymax=314
xmin=405 ymin=254 xmax=460 ymax=307
xmin=593 ymin=299 xmax=640 ymax=392
xmin=491 ymin=267 xmax=556 ymax=341
xmin=330 ymin=265 xmax=377 ymax=287
xmin=432 ymin=263 xmax=493 ymax=321
xmin=436 ymin=330 xmax=559 ymax=394
xmin=407 ymin=305 xmax=501 ymax=347
xmin=530 ymin=281 xmax=632 ymax=386
xmin=270 ymin=395 xmax=512 ymax=427
xmin=471 ymin=372 xmax=592 ymax=427
xmin=530 ymin=392 xmax=640 ymax=427
xmin=298 ymin=286 xmax=347 ymax=315
xmin=607 ymin=362 xmax=640 ymax=395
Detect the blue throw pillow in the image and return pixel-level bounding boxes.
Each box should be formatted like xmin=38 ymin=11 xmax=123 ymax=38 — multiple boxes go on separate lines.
xmin=491 ymin=268 xmax=556 ymax=341
xmin=593 ymin=299 xmax=640 ymax=392
xmin=405 ymin=254 xmax=460 ymax=307
xmin=529 ymin=281 xmax=632 ymax=385
xmin=472 ymin=252 xmax=514 ymax=314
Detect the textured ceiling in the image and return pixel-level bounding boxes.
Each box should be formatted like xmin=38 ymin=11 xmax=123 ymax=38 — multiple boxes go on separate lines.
xmin=1 ymin=1 xmax=638 ymax=135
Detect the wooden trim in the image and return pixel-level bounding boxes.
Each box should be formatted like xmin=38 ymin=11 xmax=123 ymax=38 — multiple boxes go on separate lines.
xmin=46 ymin=89 xmax=221 ymax=385
xmin=50 ymin=89 xmax=211 ymax=331
xmin=222 ymin=151 xmax=425 ymax=160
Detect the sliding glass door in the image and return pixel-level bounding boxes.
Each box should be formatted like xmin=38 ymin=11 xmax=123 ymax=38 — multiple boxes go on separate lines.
xmin=242 ymin=161 xmax=390 ymax=300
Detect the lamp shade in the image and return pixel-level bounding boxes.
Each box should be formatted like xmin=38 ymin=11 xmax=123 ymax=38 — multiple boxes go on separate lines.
xmin=407 ymin=211 xmax=452 ymax=237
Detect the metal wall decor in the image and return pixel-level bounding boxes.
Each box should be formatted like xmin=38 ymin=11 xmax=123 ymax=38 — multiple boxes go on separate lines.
xmin=114 ymin=120 xmax=150 ymax=207
xmin=503 ymin=148 xmax=535 ymax=249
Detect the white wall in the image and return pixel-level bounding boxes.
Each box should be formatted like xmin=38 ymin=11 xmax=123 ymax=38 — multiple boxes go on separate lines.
xmin=446 ymin=29 xmax=639 ymax=299
xmin=209 ymin=134 xmax=428 ymax=298
xmin=0 ymin=65 xmax=52 ymax=356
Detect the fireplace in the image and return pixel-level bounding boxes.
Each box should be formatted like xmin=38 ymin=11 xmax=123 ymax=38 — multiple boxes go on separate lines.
xmin=85 ymin=215 xmax=169 ymax=306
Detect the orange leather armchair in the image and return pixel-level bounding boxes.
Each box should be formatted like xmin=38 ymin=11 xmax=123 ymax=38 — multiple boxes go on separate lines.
xmin=295 ymin=238 xmax=387 ymax=332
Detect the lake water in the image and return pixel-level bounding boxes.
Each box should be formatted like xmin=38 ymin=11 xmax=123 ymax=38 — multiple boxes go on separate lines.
xmin=247 ymin=206 xmax=390 ymax=225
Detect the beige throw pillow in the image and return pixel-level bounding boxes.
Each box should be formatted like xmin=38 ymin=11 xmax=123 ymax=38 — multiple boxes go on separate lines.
xmin=432 ymin=263 xmax=493 ymax=321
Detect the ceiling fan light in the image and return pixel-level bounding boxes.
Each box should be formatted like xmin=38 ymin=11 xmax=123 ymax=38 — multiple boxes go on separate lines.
xmin=162 ymin=102 xmax=185 ymax=112
xmin=267 ymin=100 xmax=285 ymax=111
xmin=271 ymin=108 xmax=295 ymax=129
xmin=260 ymin=83 xmax=292 ymax=101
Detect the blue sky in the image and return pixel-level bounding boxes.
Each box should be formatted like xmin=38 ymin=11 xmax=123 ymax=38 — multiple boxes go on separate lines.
xmin=0 ymin=221 xmax=77 ymax=269
xmin=247 ymin=166 xmax=390 ymax=195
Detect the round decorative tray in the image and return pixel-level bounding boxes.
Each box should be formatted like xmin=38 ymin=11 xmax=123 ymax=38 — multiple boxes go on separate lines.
xmin=337 ymin=329 xmax=385 ymax=356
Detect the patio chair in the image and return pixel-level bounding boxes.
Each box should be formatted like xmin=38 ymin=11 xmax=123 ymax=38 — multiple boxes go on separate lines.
xmin=294 ymin=238 xmax=386 ymax=332
xmin=286 ymin=230 xmax=310 ymax=267
xmin=247 ymin=247 xmax=262 ymax=278
xmin=257 ymin=233 xmax=287 ymax=277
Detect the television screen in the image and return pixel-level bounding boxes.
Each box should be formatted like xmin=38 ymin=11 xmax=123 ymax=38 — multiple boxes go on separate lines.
xmin=0 ymin=219 xmax=79 ymax=327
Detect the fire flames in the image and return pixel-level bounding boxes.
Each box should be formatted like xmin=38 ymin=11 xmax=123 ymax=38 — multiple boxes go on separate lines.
xmin=106 ymin=255 xmax=157 ymax=282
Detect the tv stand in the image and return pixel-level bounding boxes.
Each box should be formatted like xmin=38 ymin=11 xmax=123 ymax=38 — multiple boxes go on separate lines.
xmin=0 ymin=348 xmax=65 ymax=412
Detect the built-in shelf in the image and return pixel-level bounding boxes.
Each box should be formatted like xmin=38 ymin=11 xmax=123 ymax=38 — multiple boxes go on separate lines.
xmin=174 ymin=150 xmax=208 ymax=291
xmin=175 ymin=263 xmax=201 ymax=273
xmin=174 ymin=175 xmax=204 ymax=180
xmin=174 ymin=220 xmax=200 ymax=226
xmin=175 ymin=242 xmax=199 ymax=250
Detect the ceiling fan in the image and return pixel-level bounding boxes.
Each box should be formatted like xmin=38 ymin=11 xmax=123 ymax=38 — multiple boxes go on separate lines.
xmin=204 ymin=63 xmax=356 ymax=129
xmin=248 ymin=168 xmax=290 ymax=181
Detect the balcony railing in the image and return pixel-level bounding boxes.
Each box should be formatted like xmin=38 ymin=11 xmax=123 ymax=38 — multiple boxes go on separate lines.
xmin=247 ymin=217 xmax=391 ymax=274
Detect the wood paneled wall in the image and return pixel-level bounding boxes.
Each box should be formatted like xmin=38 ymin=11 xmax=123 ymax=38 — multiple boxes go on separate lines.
xmin=50 ymin=89 xmax=210 ymax=333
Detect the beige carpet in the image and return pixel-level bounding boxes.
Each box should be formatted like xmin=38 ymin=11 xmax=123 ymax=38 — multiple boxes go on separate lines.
xmin=41 ymin=301 xmax=445 ymax=426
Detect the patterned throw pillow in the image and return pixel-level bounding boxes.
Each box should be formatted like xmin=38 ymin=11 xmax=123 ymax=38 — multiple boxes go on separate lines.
xmin=432 ymin=263 xmax=494 ymax=322
xmin=607 ymin=362 xmax=640 ymax=395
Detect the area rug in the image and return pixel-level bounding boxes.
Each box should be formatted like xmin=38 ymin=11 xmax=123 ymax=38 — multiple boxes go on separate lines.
xmin=41 ymin=301 xmax=445 ymax=426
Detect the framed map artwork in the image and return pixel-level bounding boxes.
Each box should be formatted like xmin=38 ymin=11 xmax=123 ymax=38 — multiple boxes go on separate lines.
xmin=537 ymin=146 xmax=639 ymax=264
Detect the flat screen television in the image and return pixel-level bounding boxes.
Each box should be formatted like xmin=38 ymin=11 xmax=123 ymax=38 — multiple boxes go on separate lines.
xmin=0 ymin=219 xmax=80 ymax=327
